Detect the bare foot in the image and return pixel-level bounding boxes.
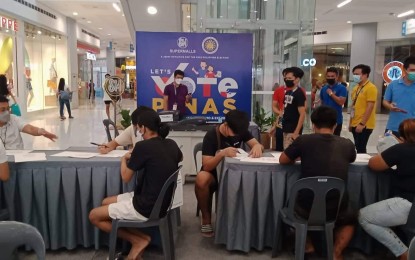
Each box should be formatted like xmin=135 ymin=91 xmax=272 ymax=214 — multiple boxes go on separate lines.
xmin=127 ymin=238 xmax=151 ymax=260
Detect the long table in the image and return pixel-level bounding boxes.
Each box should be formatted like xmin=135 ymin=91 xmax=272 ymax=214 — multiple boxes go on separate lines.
xmin=1 ymin=150 xmax=165 ymax=250
xmin=214 ymin=156 xmax=391 ymax=254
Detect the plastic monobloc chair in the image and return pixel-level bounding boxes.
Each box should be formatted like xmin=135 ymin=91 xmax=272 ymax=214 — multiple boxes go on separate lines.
xmin=408 ymin=236 xmax=415 ymax=260
xmin=103 ymin=119 xmax=120 ymax=142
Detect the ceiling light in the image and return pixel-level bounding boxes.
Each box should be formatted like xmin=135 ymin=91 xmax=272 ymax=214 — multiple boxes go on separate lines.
xmin=186 ymin=15 xmax=191 ymax=18
xmin=98 ymin=27 xmax=103 ymax=30
xmin=112 ymin=3 xmax=121 ymax=12
xmin=87 ymin=21 xmax=92 ymax=23
xmin=397 ymin=10 xmax=414 ymax=18
xmin=107 ymin=33 xmax=112 ymax=36
xmin=347 ymin=20 xmax=352 ymax=23
xmin=147 ymin=6 xmax=157 ymax=15
xmin=331 ymin=47 xmax=345 ymax=50
xmin=37 ymin=30 xmax=42 ymax=34
xmin=73 ymin=12 xmax=78 ymax=16
xmin=337 ymin=0 xmax=352 ymax=8
xmin=314 ymin=18 xmax=318 ymax=21
xmin=122 ymin=14 xmax=125 ymax=17
xmin=5 ymin=29 xmax=9 ymax=33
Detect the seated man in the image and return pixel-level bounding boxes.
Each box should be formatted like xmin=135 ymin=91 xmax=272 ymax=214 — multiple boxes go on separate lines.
xmin=0 ymin=141 xmax=9 ymax=181
xmin=98 ymin=106 xmax=153 ymax=154
xmin=0 ymin=96 xmax=57 ymax=149
xmin=279 ymin=106 xmax=357 ymax=260
xmin=89 ymin=110 xmax=182 ymax=259
xmin=195 ymin=109 xmax=263 ymax=237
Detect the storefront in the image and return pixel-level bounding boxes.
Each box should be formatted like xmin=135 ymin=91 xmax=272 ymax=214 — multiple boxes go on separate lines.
xmin=24 ymin=23 xmax=68 ymax=112
xmin=0 ymin=13 xmax=18 ymax=93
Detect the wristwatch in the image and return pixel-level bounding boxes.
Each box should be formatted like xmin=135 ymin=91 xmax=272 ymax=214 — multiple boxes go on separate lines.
xmin=329 ymin=92 xmax=333 ymax=97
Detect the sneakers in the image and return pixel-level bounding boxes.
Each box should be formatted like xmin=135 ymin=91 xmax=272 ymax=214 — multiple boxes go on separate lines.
xmin=69 ymin=116 xmax=74 ymax=119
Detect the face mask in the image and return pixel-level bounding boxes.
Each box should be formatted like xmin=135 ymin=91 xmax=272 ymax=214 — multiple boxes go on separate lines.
xmin=326 ymin=78 xmax=336 ymax=85
xmin=284 ymin=79 xmax=295 ymax=88
xmin=353 ymin=75 xmax=361 ymax=83
xmin=407 ymin=72 xmax=415 ymax=82
xmin=0 ymin=111 xmax=10 ymax=123
xmin=175 ymin=78 xmax=183 ymax=85
xmin=139 ymin=127 xmax=145 ymax=139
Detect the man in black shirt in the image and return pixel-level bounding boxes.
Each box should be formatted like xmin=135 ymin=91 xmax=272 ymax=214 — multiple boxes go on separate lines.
xmin=282 ymin=67 xmax=306 ymax=149
xmin=279 ymin=106 xmax=357 ymax=260
xmin=195 ymin=110 xmax=263 ymax=237
xmin=89 ymin=110 xmax=182 ymax=259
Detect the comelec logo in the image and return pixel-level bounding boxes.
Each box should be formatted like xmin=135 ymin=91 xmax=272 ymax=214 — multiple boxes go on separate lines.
xmin=202 ymin=37 xmax=219 ymax=54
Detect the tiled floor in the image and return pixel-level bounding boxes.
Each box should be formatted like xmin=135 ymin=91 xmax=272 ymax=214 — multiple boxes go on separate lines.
xmin=15 ymin=98 xmax=392 ymax=259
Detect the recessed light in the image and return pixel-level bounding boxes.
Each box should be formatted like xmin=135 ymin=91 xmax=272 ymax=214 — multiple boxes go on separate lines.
xmin=98 ymin=27 xmax=103 ymax=30
xmin=147 ymin=6 xmax=157 ymax=15
xmin=314 ymin=18 xmax=318 ymax=21
xmin=337 ymin=0 xmax=352 ymax=8
xmin=87 ymin=21 xmax=92 ymax=23
xmin=73 ymin=12 xmax=78 ymax=16
xmin=347 ymin=20 xmax=352 ymax=23
xmin=107 ymin=33 xmax=112 ymax=36
xmin=186 ymin=15 xmax=191 ymax=18
xmin=5 ymin=29 xmax=9 ymax=33
xmin=112 ymin=3 xmax=121 ymax=12
xmin=122 ymin=14 xmax=125 ymax=17
xmin=37 ymin=30 xmax=42 ymax=34
xmin=397 ymin=10 xmax=414 ymax=18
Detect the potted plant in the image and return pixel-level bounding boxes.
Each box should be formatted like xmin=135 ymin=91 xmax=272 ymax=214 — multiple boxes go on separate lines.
xmin=120 ymin=109 xmax=131 ymax=129
xmin=253 ymin=103 xmax=276 ymax=149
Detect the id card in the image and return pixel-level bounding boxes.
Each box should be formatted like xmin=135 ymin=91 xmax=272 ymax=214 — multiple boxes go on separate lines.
xmin=350 ymin=107 xmax=355 ymax=118
xmin=172 ymin=103 xmax=177 ymax=111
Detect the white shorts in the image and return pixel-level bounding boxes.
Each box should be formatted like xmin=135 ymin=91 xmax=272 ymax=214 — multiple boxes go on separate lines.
xmin=108 ymin=192 xmax=148 ymax=221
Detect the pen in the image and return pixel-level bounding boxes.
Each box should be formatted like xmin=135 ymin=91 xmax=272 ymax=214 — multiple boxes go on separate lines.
xmin=90 ymin=142 xmax=109 ymax=148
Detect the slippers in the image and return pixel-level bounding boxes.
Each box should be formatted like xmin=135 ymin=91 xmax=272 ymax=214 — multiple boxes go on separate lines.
xmin=201 ymin=224 xmax=214 ymax=237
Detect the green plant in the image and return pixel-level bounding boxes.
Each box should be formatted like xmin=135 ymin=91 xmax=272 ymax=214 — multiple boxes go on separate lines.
xmin=253 ymin=103 xmax=276 ymax=132
xmin=120 ymin=109 xmax=131 ymax=129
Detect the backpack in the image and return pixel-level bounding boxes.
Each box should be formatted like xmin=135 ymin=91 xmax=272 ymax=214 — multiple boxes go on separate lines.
xmin=60 ymin=90 xmax=70 ymax=100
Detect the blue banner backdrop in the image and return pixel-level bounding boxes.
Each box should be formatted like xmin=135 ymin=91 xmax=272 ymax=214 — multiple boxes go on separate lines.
xmin=136 ymin=32 xmax=253 ymax=122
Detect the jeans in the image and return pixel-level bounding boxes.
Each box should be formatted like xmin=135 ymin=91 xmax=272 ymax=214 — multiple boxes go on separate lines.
xmin=59 ymin=98 xmax=71 ymax=117
xmin=351 ymin=127 xmax=373 ymax=153
xmin=334 ymin=124 xmax=342 ymax=136
xmin=359 ymin=197 xmax=411 ymax=257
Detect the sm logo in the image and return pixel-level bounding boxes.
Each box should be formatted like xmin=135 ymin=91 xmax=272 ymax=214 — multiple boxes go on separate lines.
xmin=302 ymin=58 xmax=317 ymax=67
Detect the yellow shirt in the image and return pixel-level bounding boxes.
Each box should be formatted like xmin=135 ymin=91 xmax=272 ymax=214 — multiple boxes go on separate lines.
xmin=350 ymin=80 xmax=378 ymax=129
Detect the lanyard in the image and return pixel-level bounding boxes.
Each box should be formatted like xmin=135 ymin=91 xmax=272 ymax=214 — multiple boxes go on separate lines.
xmin=352 ymin=81 xmax=368 ymax=107
xmin=0 ymin=126 xmax=7 ymax=148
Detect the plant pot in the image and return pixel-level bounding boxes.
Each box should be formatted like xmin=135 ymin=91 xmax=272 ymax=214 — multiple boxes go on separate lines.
xmin=260 ymin=132 xmax=271 ymax=149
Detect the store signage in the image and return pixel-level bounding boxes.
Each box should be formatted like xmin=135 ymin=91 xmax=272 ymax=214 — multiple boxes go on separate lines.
xmin=136 ymin=32 xmax=253 ymax=122
xmin=382 ymin=61 xmax=404 ymax=84
xmin=129 ymin=43 xmax=134 ymax=53
xmin=302 ymin=58 xmax=316 ymax=67
xmin=404 ymin=19 xmax=415 ymax=36
xmin=86 ymin=52 xmax=96 ymax=61
xmin=0 ymin=16 xmax=18 ymax=31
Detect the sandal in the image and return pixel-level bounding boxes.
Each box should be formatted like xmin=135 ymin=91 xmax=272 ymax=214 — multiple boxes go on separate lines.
xmin=201 ymin=224 xmax=214 ymax=237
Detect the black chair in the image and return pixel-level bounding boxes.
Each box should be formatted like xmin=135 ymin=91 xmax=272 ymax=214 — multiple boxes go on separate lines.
xmin=0 ymin=208 xmax=9 ymax=220
xmin=399 ymin=196 xmax=415 ymax=244
xmin=108 ymin=165 xmax=182 ymax=260
xmin=0 ymin=221 xmax=45 ymax=260
xmin=272 ymin=176 xmax=345 ymax=260
xmin=194 ymin=142 xmax=218 ymax=217
xmin=103 ymin=119 xmax=120 ymax=142
xmin=408 ymin=236 xmax=415 ymax=260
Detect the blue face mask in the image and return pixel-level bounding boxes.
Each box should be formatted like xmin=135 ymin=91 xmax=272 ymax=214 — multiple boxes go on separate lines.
xmin=407 ymin=72 xmax=415 ymax=82
xmin=352 ymin=75 xmax=361 ymax=83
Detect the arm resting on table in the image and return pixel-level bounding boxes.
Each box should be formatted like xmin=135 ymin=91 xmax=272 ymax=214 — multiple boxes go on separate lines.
xmin=0 ymin=162 xmax=9 ymax=181
xmin=120 ymin=156 xmax=135 ymax=183
xmin=368 ymin=154 xmax=390 ymax=171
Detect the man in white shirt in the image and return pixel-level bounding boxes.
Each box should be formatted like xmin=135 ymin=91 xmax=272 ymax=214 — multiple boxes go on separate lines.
xmin=0 ymin=141 xmax=9 ymax=181
xmin=0 ymin=96 xmax=57 ymax=150
xmin=98 ymin=106 xmax=153 ymax=154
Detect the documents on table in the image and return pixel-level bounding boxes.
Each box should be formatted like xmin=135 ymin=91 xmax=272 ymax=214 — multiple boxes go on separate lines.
xmin=95 ymin=150 xmax=129 ymax=158
xmin=51 ymin=151 xmax=98 ymax=159
xmin=239 ymin=157 xmax=279 ymax=164
xmin=14 ymin=153 xmax=47 ymax=163
xmin=6 ymin=150 xmax=33 ymax=156
xmin=354 ymin=154 xmax=372 ymax=163
xmin=270 ymin=152 xmax=282 ymax=158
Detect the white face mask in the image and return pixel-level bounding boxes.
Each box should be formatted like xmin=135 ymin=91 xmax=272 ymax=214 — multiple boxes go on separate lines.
xmin=175 ymin=78 xmax=183 ymax=85
xmin=0 ymin=111 xmax=10 ymax=123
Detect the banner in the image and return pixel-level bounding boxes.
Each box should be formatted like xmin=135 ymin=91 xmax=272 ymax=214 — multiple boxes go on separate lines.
xmin=136 ymin=32 xmax=253 ymax=122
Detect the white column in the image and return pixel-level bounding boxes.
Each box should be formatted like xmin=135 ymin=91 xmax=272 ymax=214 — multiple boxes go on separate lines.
xmin=66 ymin=17 xmax=79 ymax=108
xmin=15 ymin=19 xmax=27 ymax=116
xmin=106 ymin=47 xmax=116 ymax=75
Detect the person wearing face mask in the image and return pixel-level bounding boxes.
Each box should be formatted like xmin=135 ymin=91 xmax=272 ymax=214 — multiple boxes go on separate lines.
xmin=163 ymin=69 xmax=192 ymax=119
xmin=382 ymin=56 xmax=415 ymax=138
xmin=320 ymin=67 xmax=348 ymax=136
xmin=348 ymin=64 xmax=377 ymax=153
xmin=0 ymin=96 xmax=57 ymax=150
xmin=195 ymin=109 xmax=263 ymax=237
xmin=97 ymin=106 xmax=153 ymax=154
xmin=281 ymin=67 xmax=306 ymax=149
xmin=279 ymin=106 xmax=357 ymax=260
xmin=0 ymin=140 xmax=9 ymax=181
xmin=89 ymin=110 xmax=182 ymax=260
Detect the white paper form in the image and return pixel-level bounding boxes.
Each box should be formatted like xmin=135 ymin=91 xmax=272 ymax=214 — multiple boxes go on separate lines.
xmin=95 ymin=150 xmax=129 ymax=158
xmin=6 ymin=150 xmax=33 ymax=156
xmin=14 ymin=153 xmax=47 ymax=163
xmin=354 ymin=154 xmax=372 ymax=163
xmin=239 ymin=157 xmax=279 ymax=164
xmin=51 ymin=151 xmax=98 ymax=159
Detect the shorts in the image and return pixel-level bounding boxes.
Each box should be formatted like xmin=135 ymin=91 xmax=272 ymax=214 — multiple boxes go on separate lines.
xmin=104 ymin=100 xmax=112 ymax=105
xmin=108 ymin=192 xmax=148 ymax=221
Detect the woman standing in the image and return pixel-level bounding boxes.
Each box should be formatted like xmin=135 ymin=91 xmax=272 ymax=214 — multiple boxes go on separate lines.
xmin=359 ymin=119 xmax=415 ymax=260
xmin=57 ymin=78 xmax=73 ymax=120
